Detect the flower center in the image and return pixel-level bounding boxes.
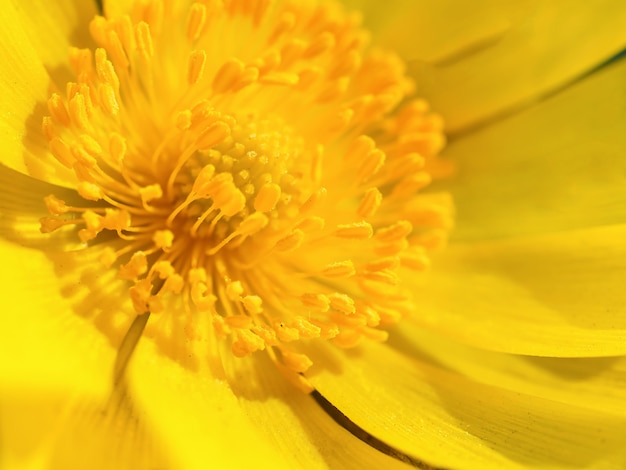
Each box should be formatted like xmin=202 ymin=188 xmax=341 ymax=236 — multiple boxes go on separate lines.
xmin=40 ymin=0 xmax=453 ymax=389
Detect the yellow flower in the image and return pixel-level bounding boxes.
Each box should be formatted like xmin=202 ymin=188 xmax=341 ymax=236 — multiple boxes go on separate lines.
xmin=1 ymin=0 xmax=626 ymax=469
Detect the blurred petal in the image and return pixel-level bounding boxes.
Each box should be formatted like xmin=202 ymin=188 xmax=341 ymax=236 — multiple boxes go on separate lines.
xmin=392 ymin=1 xmax=626 ymax=132
xmin=0 ymin=2 xmax=84 ymax=185
xmin=0 ymin=238 xmax=155 ymax=467
xmin=0 ymin=165 xmax=85 ymax=250
xmin=305 ymin=341 xmax=626 ymax=470
xmin=0 ymin=238 xmax=114 ymax=392
xmin=10 ymin=0 xmax=96 ymax=72
xmin=446 ymin=57 xmax=626 ymax=241
xmin=0 ymin=3 xmax=52 ymax=176
xmin=0 ymin=391 xmax=167 ymax=469
xmin=410 ymin=224 xmax=626 ymax=356
xmin=391 ymin=322 xmax=626 ymax=417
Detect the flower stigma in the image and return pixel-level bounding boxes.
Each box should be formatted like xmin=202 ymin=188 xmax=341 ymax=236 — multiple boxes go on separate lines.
xmin=40 ymin=0 xmax=453 ymax=390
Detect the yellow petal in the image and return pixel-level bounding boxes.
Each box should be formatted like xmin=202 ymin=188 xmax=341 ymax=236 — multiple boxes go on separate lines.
xmin=127 ymin=336 xmax=297 ymax=470
xmin=0 ymin=237 xmax=157 ymax=466
xmin=0 ymin=2 xmax=89 ymax=185
xmin=399 ymin=1 xmax=626 ymax=132
xmin=391 ymin=322 xmax=626 ymax=418
xmin=11 ymin=0 xmax=96 ymax=73
xmin=0 ymin=390 xmax=168 ymax=469
xmin=305 ymin=341 xmax=626 ymax=469
xmin=0 ymin=3 xmax=51 ymax=177
xmin=348 ymin=0 xmax=520 ymax=63
xmin=221 ymin=350 xmax=415 ymax=469
xmin=446 ymin=58 xmax=626 ymax=241
xmin=411 ymin=224 xmax=626 ymax=356
xmin=0 ymin=165 xmax=85 ymax=250
xmin=0 ymin=238 xmax=114 ymax=392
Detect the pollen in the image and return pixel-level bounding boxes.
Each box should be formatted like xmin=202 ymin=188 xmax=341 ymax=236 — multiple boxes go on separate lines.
xmin=40 ymin=0 xmax=452 ymax=391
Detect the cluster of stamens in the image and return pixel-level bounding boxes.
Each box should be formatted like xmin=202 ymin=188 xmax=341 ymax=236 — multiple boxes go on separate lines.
xmin=40 ymin=0 xmax=453 ymax=389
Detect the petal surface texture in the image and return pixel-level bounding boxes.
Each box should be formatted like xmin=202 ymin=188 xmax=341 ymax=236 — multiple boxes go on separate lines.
xmin=448 ymin=59 xmax=626 ymax=241
xmin=305 ymin=341 xmax=626 ymax=469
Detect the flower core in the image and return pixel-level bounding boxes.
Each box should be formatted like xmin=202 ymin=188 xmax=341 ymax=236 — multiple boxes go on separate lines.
xmin=40 ymin=0 xmax=453 ymax=386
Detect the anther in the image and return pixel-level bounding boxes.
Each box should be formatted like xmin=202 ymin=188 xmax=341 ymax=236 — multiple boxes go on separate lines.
xmin=321 ymin=260 xmax=356 ymax=278
xmin=268 ymin=11 xmax=295 ymax=44
xmin=291 ymin=318 xmax=322 ymax=338
xmin=153 ymin=230 xmax=174 ymax=249
xmin=186 ymin=3 xmax=207 ymax=42
xmin=47 ymin=94 xmax=70 ymax=126
xmin=365 ymin=257 xmax=399 ymax=272
xmin=106 ymin=30 xmax=129 ymax=69
xmin=237 ymin=212 xmax=269 ymax=236
xmin=213 ymin=58 xmax=245 ymax=94
xmin=375 ymin=220 xmax=413 ymax=244
xmin=118 ymin=251 xmax=148 ymax=280
xmin=295 ymin=216 xmax=325 ymax=232
xmin=232 ymin=330 xmax=266 ymax=357
xmin=139 ymin=184 xmax=163 ymax=204
xmin=274 ymin=322 xmax=300 ymax=342
xmin=357 ymin=149 xmax=385 ymax=182
xmin=176 ymin=110 xmax=193 ymax=130
xmin=69 ymin=94 xmax=90 ymax=129
xmin=188 ymin=50 xmax=207 ymax=85
xmin=226 ymin=281 xmax=244 ymax=301
xmin=77 ymin=182 xmax=104 ymax=201
xmin=136 ymin=22 xmax=154 ymax=58
xmin=392 ymin=172 xmax=433 ymax=197
xmin=281 ymin=351 xmax=313 ymax=373
xmin=258 ymin=72 xmax=299 ymax=86
xmin=328 ymin=293 xmax=356 ymax=315
xmin=195 ymin=121 xmax=231 ymax=150
xmin=99 ymin=83 xmax=119 ymax=115
xmin=304 ymin=32 xmax=335 ymax=58
xmin=345 ymin=135 xmax=375 ymax=163
xmin=44 ymin=195 xmax=69 ymax=215
xmin=254 ymin=183 xmax=281 ymax=212
xmin=109 ymin=133 xmax=127 ymax=162
xmin=49 ymin=138 xmax=75 ymax=168
xmin=39 ymin=217 xmax=69 ymax=234
xmin=334 ymin=221 xmax=373 ymax=239
xmin=400 ymin=248 xmax=431 ymax=271
xmin=242 ymin=295 xmax=263 ymax=315
xmin=300 ymin=293 xmax=330 ymax=312
xmin=274 ymin=229 xmax=305 ymax=252
xmin=357 ymin=187 xmax=382 ymax=219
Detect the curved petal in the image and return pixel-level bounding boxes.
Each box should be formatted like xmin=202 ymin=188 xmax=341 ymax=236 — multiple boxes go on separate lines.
xmin=390 ymin=323 xmax=626 ymax=417
xmin=304 ymin=341 xmax=626 ymax=469
xmin=445 ymin=57 xmax=626 ymax=241
xmin=127 ymin=338 xmax=296 ymax=470
xmin=10 ymin=0 xmax=96 ymax=72
xmin=0 ymin=3 xmax=52 ymax=177
xmin=221 ymin=350 xmax=414 ymax=469
xmin=0 ymin=2 xmax=89 ymax=185
xmin=0 ymin=238 xmax=115 ymax=393
xmin=409 ymin=224 xmax=626 ymax=356
xmin=0 ymin=391 xmax=168 ymax=469
xmin=0 ymin=238 xmax=158 ymax=467
xmin=0 ymin=165 xmax=87 ymax=250
xmin=394 ymin=1 xmax=626 ymax=132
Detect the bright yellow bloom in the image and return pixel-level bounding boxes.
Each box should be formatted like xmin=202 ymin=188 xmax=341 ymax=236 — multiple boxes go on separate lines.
xmin=1 ymin=1 xmax=626 ymax=469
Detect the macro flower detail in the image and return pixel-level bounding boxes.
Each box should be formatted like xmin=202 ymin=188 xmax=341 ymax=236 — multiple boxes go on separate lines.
xmin=38 ymin=0 xmax=452 ymax=388
xmin=3 ymin=0 xmax=626 ymax=469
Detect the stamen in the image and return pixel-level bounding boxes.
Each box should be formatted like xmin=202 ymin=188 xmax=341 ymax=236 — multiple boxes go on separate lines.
xmin=186 ymin=3 xmax=207 ymax=42
xmin=39 ymin=0 xmax=452 ymax=387
xmin=187 ymin=50 xmax=207 ymax=85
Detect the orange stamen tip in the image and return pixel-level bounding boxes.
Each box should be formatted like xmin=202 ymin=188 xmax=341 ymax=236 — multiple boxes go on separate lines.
xmin=39 ymin=0 xmax=454 ymax=387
